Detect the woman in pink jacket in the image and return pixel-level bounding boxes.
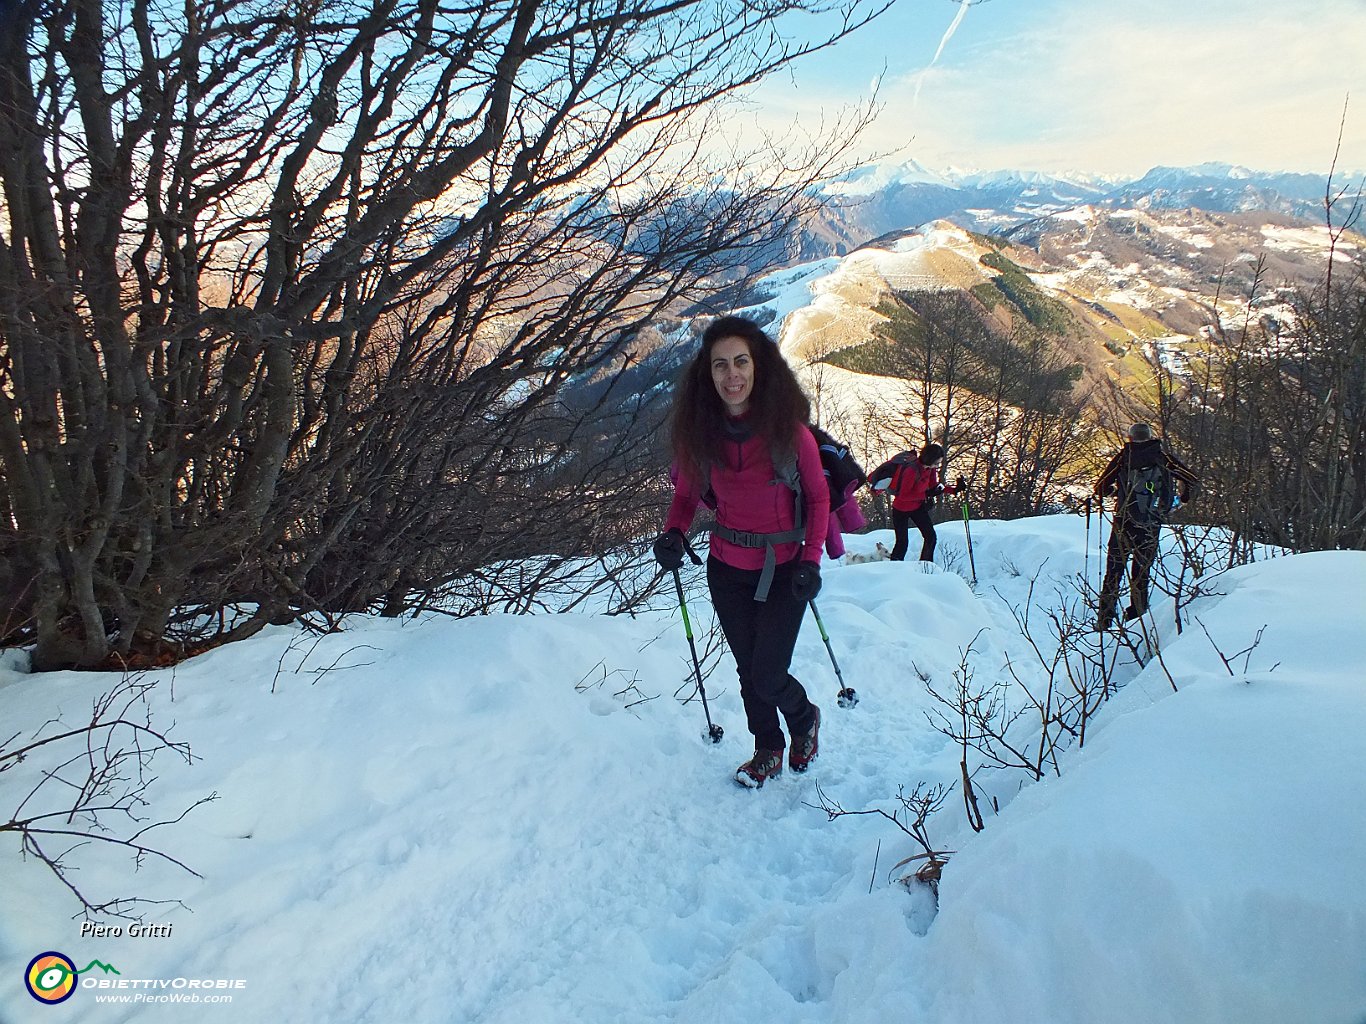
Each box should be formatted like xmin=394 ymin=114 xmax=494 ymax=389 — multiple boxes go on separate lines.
xmin=888 ymin=443 xmax=960 ymax=563
xmin=653 ymin=316 xmax=828 ymax=788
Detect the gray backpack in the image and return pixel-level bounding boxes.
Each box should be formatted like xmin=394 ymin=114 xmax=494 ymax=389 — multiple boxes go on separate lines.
xmin=1125 ymin=461 xmax=1175 ymax=522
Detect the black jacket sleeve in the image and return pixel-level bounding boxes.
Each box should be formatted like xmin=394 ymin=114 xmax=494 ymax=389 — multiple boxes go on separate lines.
xmin=1094 ymin=449 xmax=1125 ymax=497
xmin=1163 ymin=448 xmax=1200 ymax=501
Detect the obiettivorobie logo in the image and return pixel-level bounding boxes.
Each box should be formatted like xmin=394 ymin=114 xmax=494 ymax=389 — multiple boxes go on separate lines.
xmin=24 ymin=949 xmax=246 ymax=1006
xmin=24 ymin=951 xmax=120 ymax=1004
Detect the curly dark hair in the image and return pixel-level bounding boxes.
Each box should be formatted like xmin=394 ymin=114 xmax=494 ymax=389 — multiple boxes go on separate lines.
xmin=670 ymin=315 xmax=811 ymax=486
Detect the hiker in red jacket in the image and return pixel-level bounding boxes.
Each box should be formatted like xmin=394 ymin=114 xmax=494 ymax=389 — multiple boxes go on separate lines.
xmin=888 ymin=443 xmax=960 ymax=563
xmin=652 ymin=315 xmax=828 ymax=789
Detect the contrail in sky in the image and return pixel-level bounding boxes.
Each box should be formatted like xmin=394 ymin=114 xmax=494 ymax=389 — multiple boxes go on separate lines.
xmin=913 ymin=0 xmax=971 ymax=106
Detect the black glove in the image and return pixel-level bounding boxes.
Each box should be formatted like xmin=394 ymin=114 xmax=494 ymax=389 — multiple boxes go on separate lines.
xmin=956 ymin=475 xmax=968 ymax=493
xmin=652 ymin=528 xmax=685 ymax=571
xmin=926 ymin=483 xmax=944 ymax=498
xmin=790 ymin=561 xmax=822 ymax=602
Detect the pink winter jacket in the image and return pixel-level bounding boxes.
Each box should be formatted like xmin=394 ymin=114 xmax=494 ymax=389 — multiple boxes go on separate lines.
xmin=665 ymin=423 xmax=829 ymax=570
xmin=891 ymin=459 xmax=956 ymax=513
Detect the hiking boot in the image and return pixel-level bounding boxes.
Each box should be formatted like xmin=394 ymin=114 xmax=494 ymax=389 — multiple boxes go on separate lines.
xmin=789 ymin=706 xmax=821 ymax=773
xmin=735 ymin=749 xmax=783 ymax=789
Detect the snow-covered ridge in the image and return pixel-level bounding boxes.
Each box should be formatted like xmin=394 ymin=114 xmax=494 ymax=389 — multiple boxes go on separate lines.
xmin=825 ymin=159 xmax=1346 ymax=197
xmin=732 ymin=220 xmax=986 ymax=363
xmin=824 ymin=161 xmax=1121 ymax=197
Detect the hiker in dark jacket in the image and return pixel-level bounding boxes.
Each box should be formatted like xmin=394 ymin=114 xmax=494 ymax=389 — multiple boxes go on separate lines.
xmin=888 ymin=443 xmax=960 ymax=563
xmin=652 ymin=316 xmax=828 ymax=789
xmin=1093 ymin=422 xmax=1199 ymax=629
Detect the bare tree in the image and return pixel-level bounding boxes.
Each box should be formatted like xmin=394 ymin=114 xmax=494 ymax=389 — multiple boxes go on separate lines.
xmin=0 ymin=0 xmax=896 ymax=668
xmin=1162 ymin=247 xmax=1365 ymax=556
xmin=849 ymin=288 xmax=1095 ymax=525
xmin=959 ymin=324 xmax=1093 ymax=518
xmin=809 ymin=779 xmax=954 ymax=892
xmin=1 ymin=675 xmax=214 ymax=919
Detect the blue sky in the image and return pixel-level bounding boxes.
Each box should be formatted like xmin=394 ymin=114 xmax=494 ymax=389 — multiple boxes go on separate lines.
xmin=750 ymin=0 xmax=1366 ymax=177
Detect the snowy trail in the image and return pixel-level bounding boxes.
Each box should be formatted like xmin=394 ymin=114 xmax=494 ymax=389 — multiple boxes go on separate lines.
xmin=294 ymin=557 xmax=1006 ymax=1024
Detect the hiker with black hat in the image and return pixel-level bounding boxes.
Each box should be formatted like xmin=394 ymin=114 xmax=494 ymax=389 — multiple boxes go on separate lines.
xmin=1093 ymin=422 xmax=1199 ymax=630
xmin=651 ymin=316 xmax=828 ymax=789
xmin=887 ymin=443 xmax=962 ymax=564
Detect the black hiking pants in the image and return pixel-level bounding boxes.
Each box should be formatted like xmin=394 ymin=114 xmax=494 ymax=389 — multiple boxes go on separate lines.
xmin=707 ymin=556 xmax=819 ymax=753
xmin=891 ymin=505 xmax=936 ymax=562
xmin=1100 ymin=514 xmax=1161 ymax=621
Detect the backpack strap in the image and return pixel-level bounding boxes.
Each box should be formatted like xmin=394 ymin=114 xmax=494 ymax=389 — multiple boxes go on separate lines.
xmin=892 ymin=459 xmax=922 ymax=500
xmin=706 ymin=446 xmax=804 ymax=602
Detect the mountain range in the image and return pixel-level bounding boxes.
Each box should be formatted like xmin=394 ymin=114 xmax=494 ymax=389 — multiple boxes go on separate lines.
xmin=798 ymin=161 xmax=1349 ymax=260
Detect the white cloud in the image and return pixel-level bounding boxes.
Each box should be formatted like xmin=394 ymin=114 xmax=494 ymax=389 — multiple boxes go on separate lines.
xmin=848 ymin=0 xmax=1366 ymax=174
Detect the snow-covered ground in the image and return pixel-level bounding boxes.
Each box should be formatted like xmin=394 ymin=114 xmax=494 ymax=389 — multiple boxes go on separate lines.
xmin=1262 ymin=223 xmax=1361 ymax=259
xmin=3 ymin=516 xmax=1364 ymax=1023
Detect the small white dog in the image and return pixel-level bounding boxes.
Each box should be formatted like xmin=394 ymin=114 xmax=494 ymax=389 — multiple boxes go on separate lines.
xmin=844 ymin=542 xmax=892 ymax=565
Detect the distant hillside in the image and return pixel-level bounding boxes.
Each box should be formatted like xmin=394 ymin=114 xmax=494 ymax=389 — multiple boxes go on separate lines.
xmin=739 ymin=205 xmax=1362 ymax=410
xmin=622 ymin=162 xmax=1361 ymax=437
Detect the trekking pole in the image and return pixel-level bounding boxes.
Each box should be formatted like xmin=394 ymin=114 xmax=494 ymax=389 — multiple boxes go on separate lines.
xmin=670 ymin=539 xmax=723 ymax=744
xmin=1095 ymin=501 xmax=1108 ymax=658
xmin=809 ymin=599 xmax=858 ymax=708
xmin=958 ymin=486 xmax=978 ymax=586
xmin=1084 ymin=496 xmax=1092 ymax=584
xmin=1092 ymin=502 xmax=1114 ymax=644
xmin=1097 ymin=500 xmax=1107 ymax=596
